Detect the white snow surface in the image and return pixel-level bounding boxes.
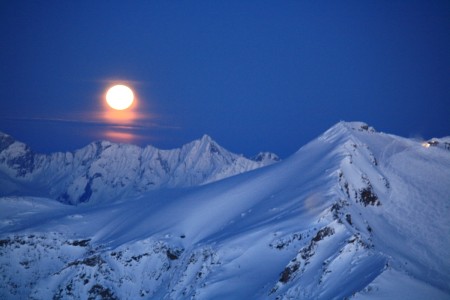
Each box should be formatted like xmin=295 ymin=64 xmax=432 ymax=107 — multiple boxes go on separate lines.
xmin=0 ymin=121 xmax=449 ymax=299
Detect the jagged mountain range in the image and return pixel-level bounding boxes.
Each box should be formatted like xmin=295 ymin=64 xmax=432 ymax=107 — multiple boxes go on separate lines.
xmin=0 ymin=133 xmax=279 ymax=204
xmin=0 ymin=122 xmax=449 ymax=299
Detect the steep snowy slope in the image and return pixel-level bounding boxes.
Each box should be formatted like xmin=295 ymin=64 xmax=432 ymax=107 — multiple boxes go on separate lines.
xmin=0 ymin=133 xmax=278 ymax=204
xmin=0 ymin=122 xmax=449 ymax=299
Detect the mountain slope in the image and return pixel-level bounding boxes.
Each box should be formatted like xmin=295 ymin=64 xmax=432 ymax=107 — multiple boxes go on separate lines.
xmin=0 ymin=121 xmax=449 ymax=299
xmin=0 ymin=133 xmax=279 ymax=204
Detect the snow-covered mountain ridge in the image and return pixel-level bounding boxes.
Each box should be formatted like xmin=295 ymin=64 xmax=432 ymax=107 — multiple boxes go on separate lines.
xmin=1 ymin=121 xmax=449 ymax=299
xmin=0 ymin=133 xmax=279 ymax=204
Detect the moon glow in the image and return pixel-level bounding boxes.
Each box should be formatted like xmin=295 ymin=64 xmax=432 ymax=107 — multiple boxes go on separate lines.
xmin=105 ymin=85 xmax=134 ymax=110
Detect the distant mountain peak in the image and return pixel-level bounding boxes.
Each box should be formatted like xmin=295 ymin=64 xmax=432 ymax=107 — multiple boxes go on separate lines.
xmin=252 ymin=152 xmax=280 ymax=164
xmin=200 ymin=134 xmax=213 ymax=142
xmin=0 ymin=131 xmax=16 ymax=152
xmin=0 ymin=131 xmax=279 ymax=204
xmin=194 ymin=134 xmax=223 ymax=154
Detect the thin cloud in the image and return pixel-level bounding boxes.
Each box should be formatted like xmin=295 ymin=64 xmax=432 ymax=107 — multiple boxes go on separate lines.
xmin=0 ymin=115 xmax=181 ymax=131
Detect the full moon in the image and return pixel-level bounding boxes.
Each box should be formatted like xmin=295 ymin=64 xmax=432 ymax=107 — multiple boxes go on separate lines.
xmin=105 ymin=85 xmax=134 ymax=110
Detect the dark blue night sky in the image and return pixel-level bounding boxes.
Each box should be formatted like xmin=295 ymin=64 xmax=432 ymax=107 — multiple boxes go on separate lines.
xmin=1 ymin=1 xmax=449 ymax=158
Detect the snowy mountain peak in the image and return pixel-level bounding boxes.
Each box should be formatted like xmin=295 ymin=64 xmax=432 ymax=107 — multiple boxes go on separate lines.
xmin=0 ymin=131 xmax=16 ymax=152
xmin=252 ymin=152 xmax=280 ymax=164
xmin=200 ymin=134 xmax=214 ymax=143
xmin=315 ymin=121 xmax=376 ymax=146
xmin=0 ymin=122 xmax=449 ymax=299
xmin=0 ymin=132 xmax=278 ymax=204
xmin=340 ymin=121 xmax=376 ymax=132
xmin=184 ymin=134 xmax=224 ymax=156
